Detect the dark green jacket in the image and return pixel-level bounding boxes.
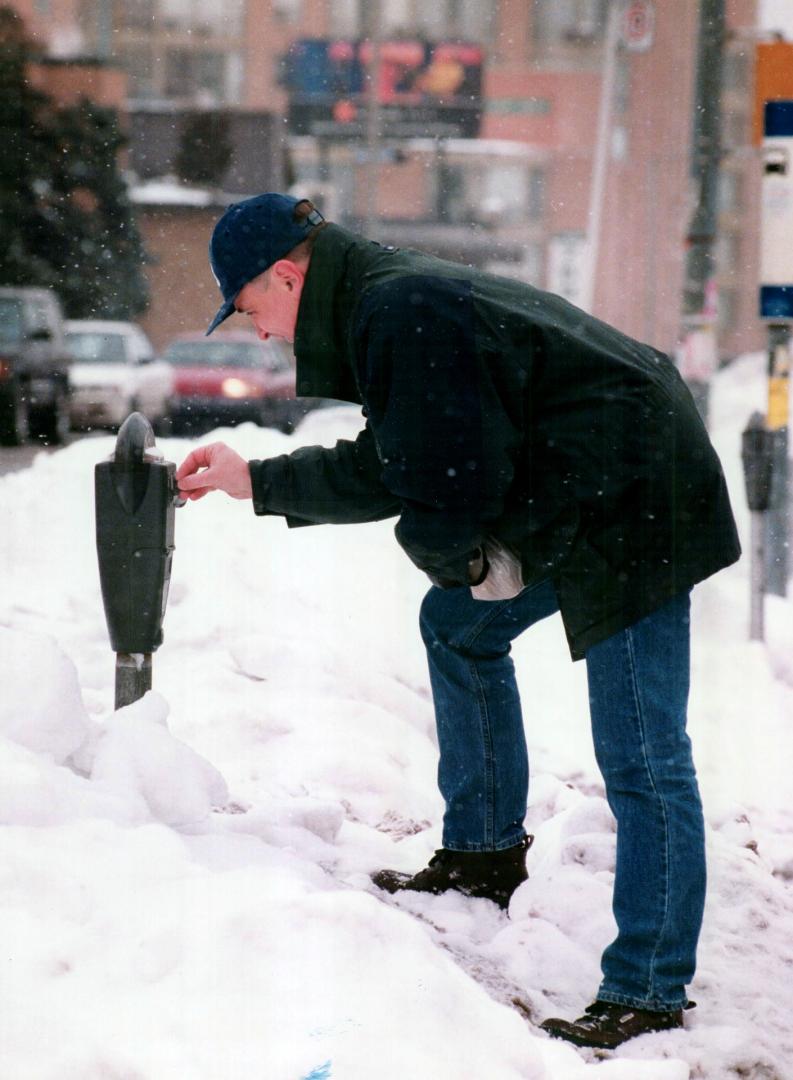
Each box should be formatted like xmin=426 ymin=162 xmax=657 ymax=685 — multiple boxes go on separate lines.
xmin=250 ymin=224 xmax=740 ymax=659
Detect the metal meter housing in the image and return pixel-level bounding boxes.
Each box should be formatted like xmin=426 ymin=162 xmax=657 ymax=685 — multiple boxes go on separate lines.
xmin=95 ymin=413 xmax=178 ymax=655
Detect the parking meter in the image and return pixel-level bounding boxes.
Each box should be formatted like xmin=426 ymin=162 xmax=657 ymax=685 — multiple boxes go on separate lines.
xmin=742 ymin=412 xmax=775 ymax=514
xmin=95 ymin=412 xmax=183 ymax=708
xmin=741 ymin=412 xmax=775 ymax=641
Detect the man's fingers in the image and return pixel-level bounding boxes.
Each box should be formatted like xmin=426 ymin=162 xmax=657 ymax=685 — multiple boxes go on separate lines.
xmin=175 ymin=440 xmax=250 ymax=503
xmin=176 ymin=443 xmax=219 ymax=481
xmin=179 ymin=469 xmax=216 ymax=491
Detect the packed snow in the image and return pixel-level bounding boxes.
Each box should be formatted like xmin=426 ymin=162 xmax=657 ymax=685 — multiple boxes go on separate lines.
xmin=0 ymin=352 xmax=791 ymax=1079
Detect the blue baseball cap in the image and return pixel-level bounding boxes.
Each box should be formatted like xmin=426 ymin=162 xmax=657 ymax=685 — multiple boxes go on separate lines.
xmin=206 ymin=193 xmax=324 ymax=335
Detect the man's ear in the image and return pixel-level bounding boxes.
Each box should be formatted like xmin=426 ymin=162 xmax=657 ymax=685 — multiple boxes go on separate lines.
xmin=272 ymin=259 xmax=304 ymax=292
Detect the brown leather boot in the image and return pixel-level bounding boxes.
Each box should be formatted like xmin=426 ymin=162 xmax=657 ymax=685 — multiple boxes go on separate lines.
xmin=540 ymin=1000 xmax=688 ymax=1049
xmin=371 ymin=835 xmax=532 ymax=909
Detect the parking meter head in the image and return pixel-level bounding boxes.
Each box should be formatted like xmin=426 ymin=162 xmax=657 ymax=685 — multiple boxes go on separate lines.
xmin=95 ymin=416 xmax=177 ymax=654
xmin=741 ymin=412 xmax=775 ymax=513
xmin=206 ymin=193 xmax=324 ymax=335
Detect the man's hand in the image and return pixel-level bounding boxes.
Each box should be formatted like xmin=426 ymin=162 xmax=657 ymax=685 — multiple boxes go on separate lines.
xmin=176 ymin=442 xmax=253 ymax=502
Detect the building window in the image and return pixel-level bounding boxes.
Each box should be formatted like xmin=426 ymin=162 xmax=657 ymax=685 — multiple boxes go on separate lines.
xmin=330 ymin=0 xmax=361 ymax=37
xmin=385 ymin=0 xmax=493 ymax=41
xmin=272 ymin=0 xmax=303 ymax=22
xmin=117 ymin=0 xmax=156 ymax=31
xmin=159 ymin=0 xmax=244 ymax=38
xmin=122 ymin=45 xmax=155 ymax=97
xmin=164 ymin=48 xmax=231 ymax=103
xmin=533 ymin=0 xmax=608 ymax=46
xmin=433 ymin=158 xmax=544 ymax=226
xmin=332 ymin=0 xmax=494 ymax=42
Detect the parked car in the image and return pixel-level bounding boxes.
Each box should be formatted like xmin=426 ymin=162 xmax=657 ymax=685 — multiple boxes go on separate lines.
xmin=0 ymin=287 xmax=72 ymax=445
xmin=65 ymin=320 xmax=173 ymax=432
xmin=162 ymin=331 xmax=299 ymax=433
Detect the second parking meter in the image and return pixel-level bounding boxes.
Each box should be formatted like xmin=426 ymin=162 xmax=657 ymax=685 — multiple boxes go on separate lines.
xmin=742 ymin=411 xmax=775 ymax=514
xmin=95 ymin=412 xmax=183 ymax=708
xmin=741 ymin=411 xmax=775 ymax=641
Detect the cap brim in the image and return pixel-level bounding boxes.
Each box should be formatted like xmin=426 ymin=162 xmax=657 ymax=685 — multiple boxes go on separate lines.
xmin=206 ymin=297 xmax=236 ymax=336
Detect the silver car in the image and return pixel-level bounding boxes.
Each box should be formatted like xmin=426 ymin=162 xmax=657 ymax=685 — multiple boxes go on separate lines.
xmin=66 ymin=320 xmax=173 ymax=432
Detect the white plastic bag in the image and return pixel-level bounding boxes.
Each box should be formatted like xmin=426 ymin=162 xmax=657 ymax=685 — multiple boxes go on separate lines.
xmin=470 ymin=538 xmax=524 ymax=601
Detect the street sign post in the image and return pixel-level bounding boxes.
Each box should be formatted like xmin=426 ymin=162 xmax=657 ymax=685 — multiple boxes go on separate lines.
xmin=758 ymin=100 xmax=792 ymax=597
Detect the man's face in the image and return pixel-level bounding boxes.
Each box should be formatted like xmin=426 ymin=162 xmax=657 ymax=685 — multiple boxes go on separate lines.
xmin=235 ymin=259 xmax=305 ymax=344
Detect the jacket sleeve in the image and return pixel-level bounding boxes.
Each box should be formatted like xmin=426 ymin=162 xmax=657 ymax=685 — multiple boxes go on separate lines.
xmin=249 ymin=420 xmax=401 ymax=526
xmin=354 ymin=275 xmax=520 ymax=586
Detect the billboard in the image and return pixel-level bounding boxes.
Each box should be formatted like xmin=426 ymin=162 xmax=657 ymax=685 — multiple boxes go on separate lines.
xmin=281 ymin=38 xmax=483 ymax=139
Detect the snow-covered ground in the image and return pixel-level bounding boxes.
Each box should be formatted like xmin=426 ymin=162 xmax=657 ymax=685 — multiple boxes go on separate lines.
xmin=0 ymin=353 xmax=791 ymax=1080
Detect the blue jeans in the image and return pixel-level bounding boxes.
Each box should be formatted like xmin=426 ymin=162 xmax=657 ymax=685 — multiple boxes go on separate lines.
xmin=419 ymin=578 xmax=705 ymax=1011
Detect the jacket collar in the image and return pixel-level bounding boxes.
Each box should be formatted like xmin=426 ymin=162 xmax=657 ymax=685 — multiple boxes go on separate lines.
xmin=293 ymin=223 xmax=368 ymax=404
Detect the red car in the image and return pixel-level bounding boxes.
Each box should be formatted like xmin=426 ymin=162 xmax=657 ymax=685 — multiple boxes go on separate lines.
xmin=163 ymin=330 xmax=299 ymax=433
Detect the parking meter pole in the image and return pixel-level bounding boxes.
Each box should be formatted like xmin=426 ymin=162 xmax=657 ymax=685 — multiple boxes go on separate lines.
xmin=749 ymin=512 xmax=766 ymax=641
xmin=95 ymin=412 xmax=180 ymax=710
xmin=742 ymin=412 xmax=775 ymax=641
xmin=115 ymin=653 xmax=152 ymax=711
xmin=765 ymin=323 xmax=790 ymax=596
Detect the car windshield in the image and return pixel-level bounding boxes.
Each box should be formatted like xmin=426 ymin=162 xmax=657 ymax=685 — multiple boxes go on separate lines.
xmin=0 ymin=298 xmax=23 ymax=344
xmin=163 ymin=341 xmax=264 ymax=369
xmin=66 ymin=332 xmax=127 ymax=363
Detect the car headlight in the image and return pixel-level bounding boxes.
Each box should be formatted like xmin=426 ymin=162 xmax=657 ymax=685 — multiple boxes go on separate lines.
xmin=221 ymin=377 xmax=261 ymax=399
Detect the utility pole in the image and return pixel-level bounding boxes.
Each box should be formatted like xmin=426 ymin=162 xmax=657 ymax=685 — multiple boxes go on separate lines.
xmin=675 ymin=0 xmax=725 ymax=425
xmin=361 ymin=0 xmax=382 ymax=237
xmin=579 ymin=0 xmax=622 ymax=315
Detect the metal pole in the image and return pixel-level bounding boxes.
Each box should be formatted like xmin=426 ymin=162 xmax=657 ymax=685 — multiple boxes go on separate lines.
xmin=644 ymin=155 xmax=658 ymax=342
xmin=579 ymin=0 xmax=622 ymax=315
xmin=749 ymin=511 xmax=765 ymax=640
xmin=676 ymin=0 xmax=725 ymax=426
xmin=765 ymin=322 xmax=790 ymax=595
xmin=362 ymin=0 xmax=382 ymax=236
xmin=115 ymin=653 xmax=153 ymax=710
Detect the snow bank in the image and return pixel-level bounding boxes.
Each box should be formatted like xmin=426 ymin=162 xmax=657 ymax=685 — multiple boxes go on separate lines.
xmin=0 ymin=359 xmax=791 ymax=1079
xmin=88 ymin=692 xmax=230 ymax=827
xmin=0 ymin=627 xmax=89 ymax=763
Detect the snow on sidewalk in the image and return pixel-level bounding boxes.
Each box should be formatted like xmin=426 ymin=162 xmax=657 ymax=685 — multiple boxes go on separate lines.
xmin=0 ymin=358 xmax=791 ymax=1079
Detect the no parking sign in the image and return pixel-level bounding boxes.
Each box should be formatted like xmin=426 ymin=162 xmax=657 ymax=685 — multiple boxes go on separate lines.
xmin=622 ymin=0 xmax=655 ymax=52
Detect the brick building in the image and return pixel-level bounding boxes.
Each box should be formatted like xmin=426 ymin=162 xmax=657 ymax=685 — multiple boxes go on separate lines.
xmin=7 ymin=0 xmax=765 ymax=359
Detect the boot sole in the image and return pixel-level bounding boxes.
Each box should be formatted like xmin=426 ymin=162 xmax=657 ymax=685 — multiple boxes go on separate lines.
xmin=541 ymin=1017 xmax=682 ymax=1050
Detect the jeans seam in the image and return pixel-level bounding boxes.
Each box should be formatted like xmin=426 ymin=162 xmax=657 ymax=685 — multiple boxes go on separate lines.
xmin=459 ymin=598 xmax=516 ymax=651
xmin=625 ymin=625 xmax=671 ymax=1002
xmin=468 ymin=658 xmax=495 ymax=848
xmin=458 ymin=580 xmax=548 ymax=651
